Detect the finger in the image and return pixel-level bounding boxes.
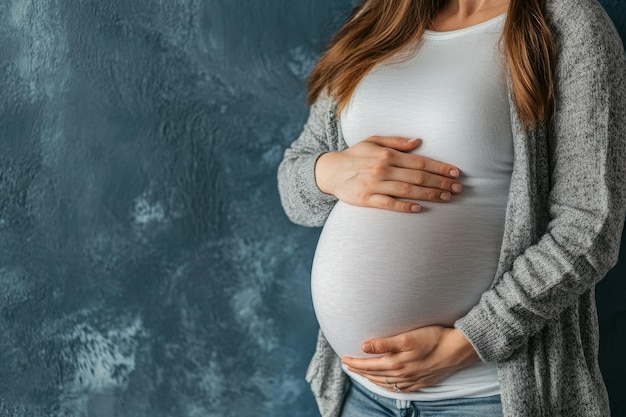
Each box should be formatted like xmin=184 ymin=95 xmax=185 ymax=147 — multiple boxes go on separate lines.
xmin=362 ymin=332 xmax=413 ymax=354
xmin=390 ymin=381 xmax=421 ymax=391
xmin=342 ymin=356 xmax=399 ymax=373
xmin=393 ymin=152 xmax=460 ymax=178
xmin=386 ymin=167 xmax=463 ymax=193
xmin=348 ymin=367 xmax=402 ymax=377
xmin=366 ymin=377 xmax=433 ymax=393
xmin=343 ymin=352 xmax=417 ymax=375
xmin=361 ymin=327 xmax=428 ymax=354
xmin=362 ymin=379 xmax=414 ymax=392
xmin=396 ymin=382 xmax=426 ymax=392
xmin=365 ymin=379 xmax=421 ymax=393
xmin=365 ymin=375 xmax=421 ymax=385
xmin=347 ymin=365 xmax=421 ymax=378
xmin=367 ymin=194 xmax=422 ymax=213
xmin=373 ymin=181 xmax=454 ymax=203
xmin=365 ymin=136 xmax=422 ymax=152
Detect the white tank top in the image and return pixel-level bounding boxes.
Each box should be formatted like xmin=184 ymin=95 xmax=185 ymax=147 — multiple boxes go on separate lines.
xmin=311 ymin=14 xmax=512 ymax=400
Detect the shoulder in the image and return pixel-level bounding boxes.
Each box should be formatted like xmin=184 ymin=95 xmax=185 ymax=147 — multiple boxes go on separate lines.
xmin=300 ymin=91 xmax=338 ymax=137
xmin=310 ymin=91 xmax=337 ymax=117
xmin=546 ymin=0 xmax=625 ymax=69
xmin=546 ymin=0 xmax=617 ymax=35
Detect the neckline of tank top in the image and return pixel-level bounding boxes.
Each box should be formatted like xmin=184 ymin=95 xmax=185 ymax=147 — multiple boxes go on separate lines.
xmin=423 ymin=13 xmax=506 ymax=40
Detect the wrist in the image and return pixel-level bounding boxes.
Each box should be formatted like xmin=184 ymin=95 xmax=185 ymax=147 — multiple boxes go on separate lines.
xmin=314 ymin=152 xmax=338 ymax=195
xmin=447 ymin=328 xmax=480 ymax=366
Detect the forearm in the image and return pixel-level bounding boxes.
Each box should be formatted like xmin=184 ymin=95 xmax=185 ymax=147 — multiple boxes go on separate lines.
xmin=277 ymin=96 xmax=341 ymax=227
xmin=278 ymin=149 xmax=337 ymax=227
xmin=455 ymin=11 xmax=626 ymax=362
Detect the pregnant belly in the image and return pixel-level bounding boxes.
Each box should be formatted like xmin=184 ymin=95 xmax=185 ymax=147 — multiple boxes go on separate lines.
xmin=311 ymin=199 xmax=505 ymax=359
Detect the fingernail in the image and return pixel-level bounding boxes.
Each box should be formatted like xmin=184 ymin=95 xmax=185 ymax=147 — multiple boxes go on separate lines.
xmin=450 ymin=169 xmax=459 ymax=177
xmin=362 ymin=343 xmax=373 ymax=353
xmin=411 ymin=204 xmax=421 ymax=212
xmin=452 ymin=183 xmax=462 ymax=193
xmin=441 ymin=192 xmax=451 ymax=201
xmin=408 ymin=138 xmax=420 ymax=144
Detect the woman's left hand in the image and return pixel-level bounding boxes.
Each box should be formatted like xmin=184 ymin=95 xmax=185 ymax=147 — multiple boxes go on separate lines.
xmin=341 ymin=326 xmax=480 ymax=392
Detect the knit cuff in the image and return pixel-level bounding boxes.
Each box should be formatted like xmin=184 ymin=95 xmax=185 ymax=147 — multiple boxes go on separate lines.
xmin=454 ymin=302 xmax=510 ymax=363
xmin=297 ymin=152 xmax=338 ymax=217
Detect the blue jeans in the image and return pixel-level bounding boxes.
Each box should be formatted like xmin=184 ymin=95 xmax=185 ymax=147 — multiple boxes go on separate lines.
xmin=340 ymin=381 xmax=503 ymax=417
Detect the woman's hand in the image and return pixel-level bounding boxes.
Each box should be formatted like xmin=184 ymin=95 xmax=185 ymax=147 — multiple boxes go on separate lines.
xmin=314 ymin=136 xmax=462 ymax=213
xmin=342 ymin=326 xmax=480 ymax=392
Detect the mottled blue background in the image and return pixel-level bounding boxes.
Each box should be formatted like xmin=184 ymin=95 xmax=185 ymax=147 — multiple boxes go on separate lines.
xmin=0 ymin=1 xmax=624 ymax=416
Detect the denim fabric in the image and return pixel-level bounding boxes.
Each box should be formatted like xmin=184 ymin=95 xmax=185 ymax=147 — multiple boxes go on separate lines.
xmin=340 ymin=381 xmax=503 ymax=417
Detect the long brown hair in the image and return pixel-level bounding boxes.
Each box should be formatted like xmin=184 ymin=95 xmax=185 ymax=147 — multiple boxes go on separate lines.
xmin=308 ymin=0 xmax=555 ymax=130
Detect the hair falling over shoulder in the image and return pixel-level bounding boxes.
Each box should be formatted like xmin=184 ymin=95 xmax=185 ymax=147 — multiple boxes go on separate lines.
xmin=307 ymin=0 xmax=556 ymax=130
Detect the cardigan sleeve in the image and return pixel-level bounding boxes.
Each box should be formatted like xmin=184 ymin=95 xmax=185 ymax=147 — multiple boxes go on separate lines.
xmin=277 ymin=95 xmax=341 ymax=227
xmin=455 ymin=2 xmax=626 ymax=363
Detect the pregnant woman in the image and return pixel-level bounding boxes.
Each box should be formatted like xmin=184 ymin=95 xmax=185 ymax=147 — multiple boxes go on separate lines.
xmin=278 ymin=0 xmax=626 ymax=416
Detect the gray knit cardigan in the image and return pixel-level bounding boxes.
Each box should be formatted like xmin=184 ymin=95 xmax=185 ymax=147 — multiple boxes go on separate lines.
xmin=277 ymin=0 xmax=626 ymax=416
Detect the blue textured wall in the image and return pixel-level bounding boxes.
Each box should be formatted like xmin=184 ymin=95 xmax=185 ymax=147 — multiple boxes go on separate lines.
xmin=0 ymin=1 xmax=623 ymax=416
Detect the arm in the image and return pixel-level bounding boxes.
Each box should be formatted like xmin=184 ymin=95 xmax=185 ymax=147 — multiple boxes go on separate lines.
xmin=343 ymin=4 xmax=626 ymax=389
xmin=278 ymin=97 xmax=463 ymax=226
xmin=277 ymin=95 xmax=340 ymax=227
xmin=455 ymin=5 xmax=626 ymax=362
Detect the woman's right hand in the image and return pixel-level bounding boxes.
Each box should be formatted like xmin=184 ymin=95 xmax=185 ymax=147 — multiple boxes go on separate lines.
xmin=314 ymin=136 xmax=462 ymax=213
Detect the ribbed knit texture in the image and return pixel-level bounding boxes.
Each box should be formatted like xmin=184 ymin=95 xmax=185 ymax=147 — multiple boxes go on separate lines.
xmin=277 ymin=0 xmax=626 ymax=415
